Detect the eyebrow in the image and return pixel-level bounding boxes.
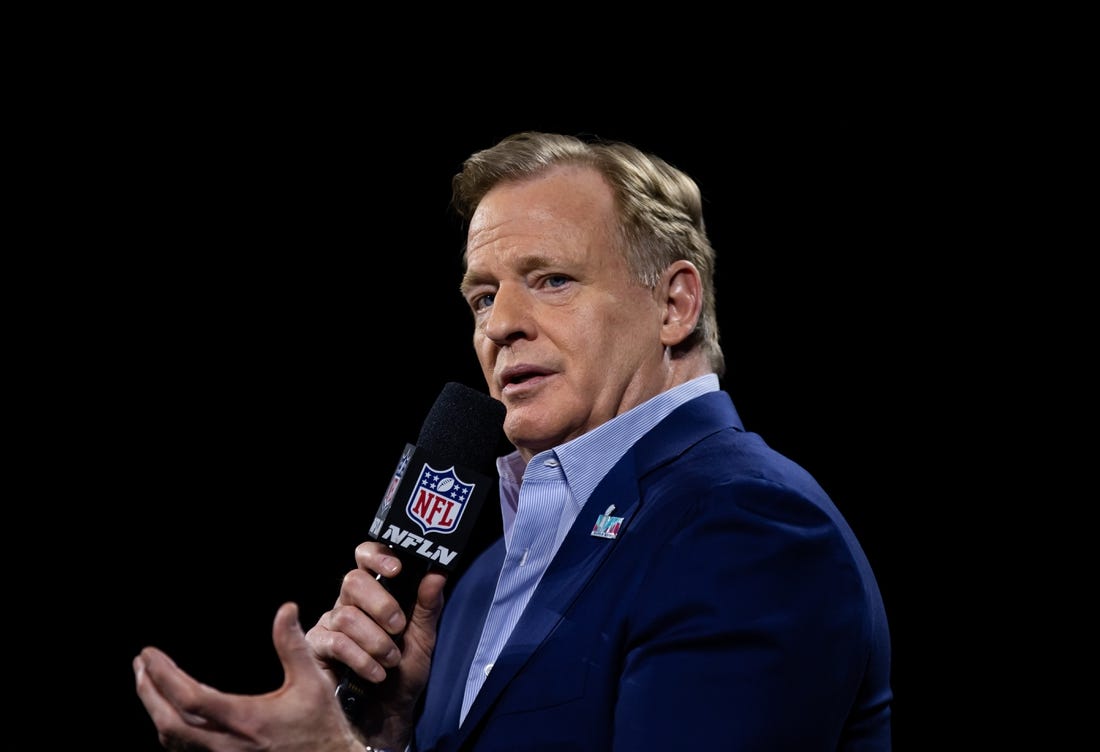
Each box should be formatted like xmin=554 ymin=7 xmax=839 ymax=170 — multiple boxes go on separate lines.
xmin=459 ymin=270 xmax=489 ymax=298
xmin=460 ymin=252 xmax=561 ymax=297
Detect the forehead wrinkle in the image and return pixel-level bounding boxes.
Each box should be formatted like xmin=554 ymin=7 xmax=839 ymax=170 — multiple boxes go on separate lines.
xmin=466 ymin=204 xmax=562 ymax=255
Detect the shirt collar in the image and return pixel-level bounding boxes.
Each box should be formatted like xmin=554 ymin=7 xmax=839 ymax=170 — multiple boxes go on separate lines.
xmin=496 ymin=374 xmax=719 ymax=537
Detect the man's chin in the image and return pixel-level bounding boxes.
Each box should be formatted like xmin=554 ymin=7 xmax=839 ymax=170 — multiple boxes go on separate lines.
xmin=503 ymin=414 xmax=566 ymax=458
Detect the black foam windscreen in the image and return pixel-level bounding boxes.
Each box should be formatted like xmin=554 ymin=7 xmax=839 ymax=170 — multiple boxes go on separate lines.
xmin=416 ymin=382 xmax=506 ymax=476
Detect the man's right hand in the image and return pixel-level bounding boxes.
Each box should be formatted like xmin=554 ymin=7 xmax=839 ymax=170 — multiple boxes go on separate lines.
xmin=305 ymin=540 xmax=448 ymax=748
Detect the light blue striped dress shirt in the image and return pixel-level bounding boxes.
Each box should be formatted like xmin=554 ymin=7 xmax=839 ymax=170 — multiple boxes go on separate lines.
xmin=459 ymin=374 xmax=720 ymax=724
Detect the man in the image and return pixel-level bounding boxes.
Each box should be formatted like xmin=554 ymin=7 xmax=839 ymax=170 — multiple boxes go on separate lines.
xmin=134 ymin=131 xmax=893 ymax=750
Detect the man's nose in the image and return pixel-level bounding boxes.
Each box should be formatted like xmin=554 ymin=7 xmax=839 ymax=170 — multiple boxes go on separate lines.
xmin=483 ymin=283 xmax=533 ymax=345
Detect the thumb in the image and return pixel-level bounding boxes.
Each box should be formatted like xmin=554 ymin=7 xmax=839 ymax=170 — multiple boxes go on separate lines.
xmin=270 ymin=602 xmax=320 ymax=684
xmin=409 ymin=572 xmax=447 ymax=636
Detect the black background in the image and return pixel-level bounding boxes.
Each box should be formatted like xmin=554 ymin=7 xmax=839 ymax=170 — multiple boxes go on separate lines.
xmin=61 ymin=71 xmax=960 ymax=750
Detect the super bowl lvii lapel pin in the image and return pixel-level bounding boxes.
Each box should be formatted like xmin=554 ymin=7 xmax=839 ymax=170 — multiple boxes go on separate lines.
xmin=591 ymin=504 xmax=623 ymax=539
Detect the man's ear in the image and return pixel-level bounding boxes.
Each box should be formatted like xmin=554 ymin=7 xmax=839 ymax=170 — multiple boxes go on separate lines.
xmin=660 ymin=260 xmax=703 ymax=347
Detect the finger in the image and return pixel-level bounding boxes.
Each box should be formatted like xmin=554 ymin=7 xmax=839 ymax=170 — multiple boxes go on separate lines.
xmin=325 ymin=604 xmax=403 ymax=683
xmin=336 ymin=568 xmax=408 ymax=638
xmin=139 ymin=645 xmax=272 ymax=734
xmin=353 ymin=540 xmax=402 ymax=578
xmin=336 ymin=567 xmax=387 ymax=607
xmin=134 ymin=650 xmax=187 ymax=731
xmin=133 ymin=649 xmax=246 ymax=749
xmin=305 ymin=609 xmax=397 ymax=681
xmin=134 ymin=648 xmax=215 ymax=726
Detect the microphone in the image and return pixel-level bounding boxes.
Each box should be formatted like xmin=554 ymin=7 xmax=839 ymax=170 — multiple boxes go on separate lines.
xmin=335 ymin=381 xmax=506 ymax=723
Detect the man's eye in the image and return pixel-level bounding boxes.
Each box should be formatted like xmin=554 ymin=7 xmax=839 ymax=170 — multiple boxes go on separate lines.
xmin=472 ymin=292 xmax=495 ymax=311
xmin=546 ymin=275 xmax=569 ymax=288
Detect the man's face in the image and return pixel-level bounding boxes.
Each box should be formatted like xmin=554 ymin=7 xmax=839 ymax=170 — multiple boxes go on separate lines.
xmin=461 ymin=164 xmax=669 ymax=460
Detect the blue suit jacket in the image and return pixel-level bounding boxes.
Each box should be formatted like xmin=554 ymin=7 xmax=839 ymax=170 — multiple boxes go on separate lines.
xmin=414 ymin=391 xmax=892 ymax=751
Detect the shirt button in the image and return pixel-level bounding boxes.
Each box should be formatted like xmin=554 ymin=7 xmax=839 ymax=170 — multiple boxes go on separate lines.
xmin=544 ymin=459 xmax=559 ymax=467
xmin=484 ymin=663 xmax=493 ymax=677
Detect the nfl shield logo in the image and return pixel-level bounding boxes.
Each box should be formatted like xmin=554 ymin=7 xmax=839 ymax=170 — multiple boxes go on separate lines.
xmin=405 ymin=463 xmax=477 ymax=535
